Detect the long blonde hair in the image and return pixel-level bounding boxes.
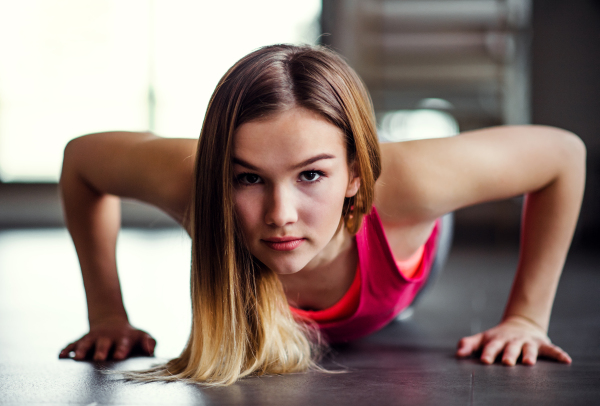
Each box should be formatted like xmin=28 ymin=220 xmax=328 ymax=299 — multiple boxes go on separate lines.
xmin=128 ymin=44 xmax=381 ymax=386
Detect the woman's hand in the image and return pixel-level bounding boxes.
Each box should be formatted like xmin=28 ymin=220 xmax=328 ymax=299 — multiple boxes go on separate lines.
xmin=59 ymin=318 xmax=156 ymax=361
xmin=456 ymin=315 xmax=572 ymax=366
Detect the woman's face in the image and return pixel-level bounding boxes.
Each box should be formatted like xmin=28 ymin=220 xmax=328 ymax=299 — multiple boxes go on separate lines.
xmin=232 ymin=107 xmax=360 ymax=275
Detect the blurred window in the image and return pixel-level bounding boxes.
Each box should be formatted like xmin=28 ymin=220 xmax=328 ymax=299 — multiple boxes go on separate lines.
xmin=322 ymin=0 xmax=532 ymax=132
xmin=378 ymin=107 xmax=459 ymax=143
xmin=0 ymin=0 xmax=321 ymax=182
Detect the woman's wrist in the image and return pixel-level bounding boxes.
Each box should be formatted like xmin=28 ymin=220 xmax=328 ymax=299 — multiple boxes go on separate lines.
xmin=502 ymin=313 xmax=548 ymax=334
xmin=88 ymin=309 xmax=129 ymax=327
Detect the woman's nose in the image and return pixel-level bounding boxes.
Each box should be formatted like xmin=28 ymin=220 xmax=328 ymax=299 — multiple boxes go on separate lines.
xmin=264 ymin=185 xmax=298 ymax=227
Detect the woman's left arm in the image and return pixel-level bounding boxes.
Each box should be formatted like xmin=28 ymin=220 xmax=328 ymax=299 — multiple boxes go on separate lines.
xmin=377 ymin=125 xmax=586 ymax=365
xmin=456 ymin=126 xmax=585 ymax=365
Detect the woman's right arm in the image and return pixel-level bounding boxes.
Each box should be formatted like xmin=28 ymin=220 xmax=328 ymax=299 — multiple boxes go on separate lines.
xmin=58 ymin=131 xmax=196 ymax=361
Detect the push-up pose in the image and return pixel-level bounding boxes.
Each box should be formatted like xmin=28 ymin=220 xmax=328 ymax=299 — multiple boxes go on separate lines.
xmin=59 ymin=44 xmax=584 ymax=386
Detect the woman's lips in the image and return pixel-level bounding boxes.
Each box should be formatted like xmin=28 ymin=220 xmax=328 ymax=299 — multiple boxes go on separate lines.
xmin=262 ymin=238 xmax=305 ymax=251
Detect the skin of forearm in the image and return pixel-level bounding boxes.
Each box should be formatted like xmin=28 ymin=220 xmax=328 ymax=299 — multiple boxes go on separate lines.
xmin=60 ymin=163 xmax=128 ymax=326
xmin=503 ymin=138 xmax=586 ymax=332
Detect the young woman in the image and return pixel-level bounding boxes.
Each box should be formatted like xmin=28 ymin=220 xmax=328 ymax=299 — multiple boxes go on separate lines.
xmin=58 ymin=44 xmax=585 ymax=386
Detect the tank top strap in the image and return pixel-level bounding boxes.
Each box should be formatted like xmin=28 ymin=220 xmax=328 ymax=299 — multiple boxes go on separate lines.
xmin=354 ymin=207 xmax=440 ymax=318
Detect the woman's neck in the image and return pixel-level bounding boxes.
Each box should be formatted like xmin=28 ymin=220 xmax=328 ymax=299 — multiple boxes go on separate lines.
xmin=278 ymin=226 xmax=358 ymax=310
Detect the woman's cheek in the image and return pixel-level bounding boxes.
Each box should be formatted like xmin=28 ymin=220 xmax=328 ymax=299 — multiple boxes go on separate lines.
xmin=300 ymin=183 xmax=346 ymax=230
xmin=234 ymin=190 xmax=262 ymax=234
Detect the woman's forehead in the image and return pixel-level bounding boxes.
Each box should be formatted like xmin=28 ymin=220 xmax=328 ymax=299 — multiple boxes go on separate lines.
xmin=232 ymin=108 xmax=347 ymax=160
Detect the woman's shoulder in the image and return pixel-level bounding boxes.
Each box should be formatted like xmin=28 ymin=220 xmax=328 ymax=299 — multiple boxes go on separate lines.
xmin=132 ymin=135 xmax=198 ymax=229
xmin=140 ymin=135 xmax=198 ymax=228
xmin=375 ymin=140 xmax=438 ymax=224
xmin=374 ymin=140 xmax=444 ymax=259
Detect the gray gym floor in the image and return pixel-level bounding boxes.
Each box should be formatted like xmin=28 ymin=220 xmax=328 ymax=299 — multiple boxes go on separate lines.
xmin=0 ymin=228 xmax=599 ymax=405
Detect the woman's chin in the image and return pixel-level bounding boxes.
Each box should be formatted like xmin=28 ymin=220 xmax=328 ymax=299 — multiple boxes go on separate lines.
xmin=270 ymin=263 xmax=304 ymax=275
xmin=252 ymin=246 xmax=317 ymax=275
xmin=261 ymin=257 xmax=310 ymax=275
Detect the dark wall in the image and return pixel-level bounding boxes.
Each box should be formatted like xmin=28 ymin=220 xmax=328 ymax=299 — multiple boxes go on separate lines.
xmin=531 ymin=0 xmax=600 ymax=248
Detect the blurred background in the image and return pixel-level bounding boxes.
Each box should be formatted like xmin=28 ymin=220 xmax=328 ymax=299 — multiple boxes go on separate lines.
xmin=0 ymin=0 xmax=598 ymax=249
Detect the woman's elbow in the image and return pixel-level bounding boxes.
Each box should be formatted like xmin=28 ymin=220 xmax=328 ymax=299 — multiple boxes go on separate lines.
xmin=61 ymin=134 xmax=100 ymax=186
xmin=553 ymin=129 xmax=587 ymax=194
xmin=558 ymin=129 xmax=587 ymax=170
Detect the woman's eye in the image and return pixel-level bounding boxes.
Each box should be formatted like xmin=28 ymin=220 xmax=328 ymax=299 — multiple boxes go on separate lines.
xmin=299 ymin=171 xmax=323 ymax=182
xmin=237 ymin=173 xmax=262 ymax=185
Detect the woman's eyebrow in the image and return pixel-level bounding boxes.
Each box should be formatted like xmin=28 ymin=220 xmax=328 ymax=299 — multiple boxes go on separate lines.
xmin=232 ymin=154 xmax=336 ymax=171
xmin=232 ymin=157 xmax=259 ymax=170
xmin=291 ymin=153 xmax=336 ymax=169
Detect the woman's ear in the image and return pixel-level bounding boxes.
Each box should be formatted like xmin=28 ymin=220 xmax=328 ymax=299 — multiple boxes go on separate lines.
xmin=345 ymin=164 xmax=361 ymax=198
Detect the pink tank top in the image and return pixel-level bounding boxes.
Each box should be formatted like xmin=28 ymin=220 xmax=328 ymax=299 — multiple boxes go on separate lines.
xmin=292 ymin=207 xmax=440 ymax=343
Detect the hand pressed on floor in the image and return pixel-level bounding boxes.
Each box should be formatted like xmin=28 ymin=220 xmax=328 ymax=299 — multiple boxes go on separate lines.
xmin=455 ymin=315 xmax=572 ymax=366
xmin=59 ymin=318 xmax=156 ymax=361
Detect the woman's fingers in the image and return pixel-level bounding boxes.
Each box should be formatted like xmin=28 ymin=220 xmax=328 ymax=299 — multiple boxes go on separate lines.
xmin=457 ymin=320 xmax=572 ymax=366
xmin=113 ymin=337 xmax=133 ymax=360
xmin=480 ymin=339 xmax=505 ymax=364
xmin=60 ymin=325 xmax=157 ymax=361
xmin=143 ymin=334 xmax=156 ymax=355
xmin=74 ymin=337 xmax=94 ymax=360
xmin=59 ymin=343 xmax=76 ymax=358
xmin=521 ymin=342 xmax=539 ymax=365
xmin=539 ymin=343 xmax=572 ymax=364
xmin=456 ymin=333 xmax=483 ymax=358
xmin=93 ymin=337 xmax=113 ymax=361
xmin=501 ymin=340 xmax=525 ymax=366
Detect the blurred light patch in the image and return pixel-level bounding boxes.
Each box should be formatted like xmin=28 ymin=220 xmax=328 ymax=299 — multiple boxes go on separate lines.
xmin=378 ymin=106 xmax=459 ymax=142
xmin=0 ymin=0 xmax=321 ymax=182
